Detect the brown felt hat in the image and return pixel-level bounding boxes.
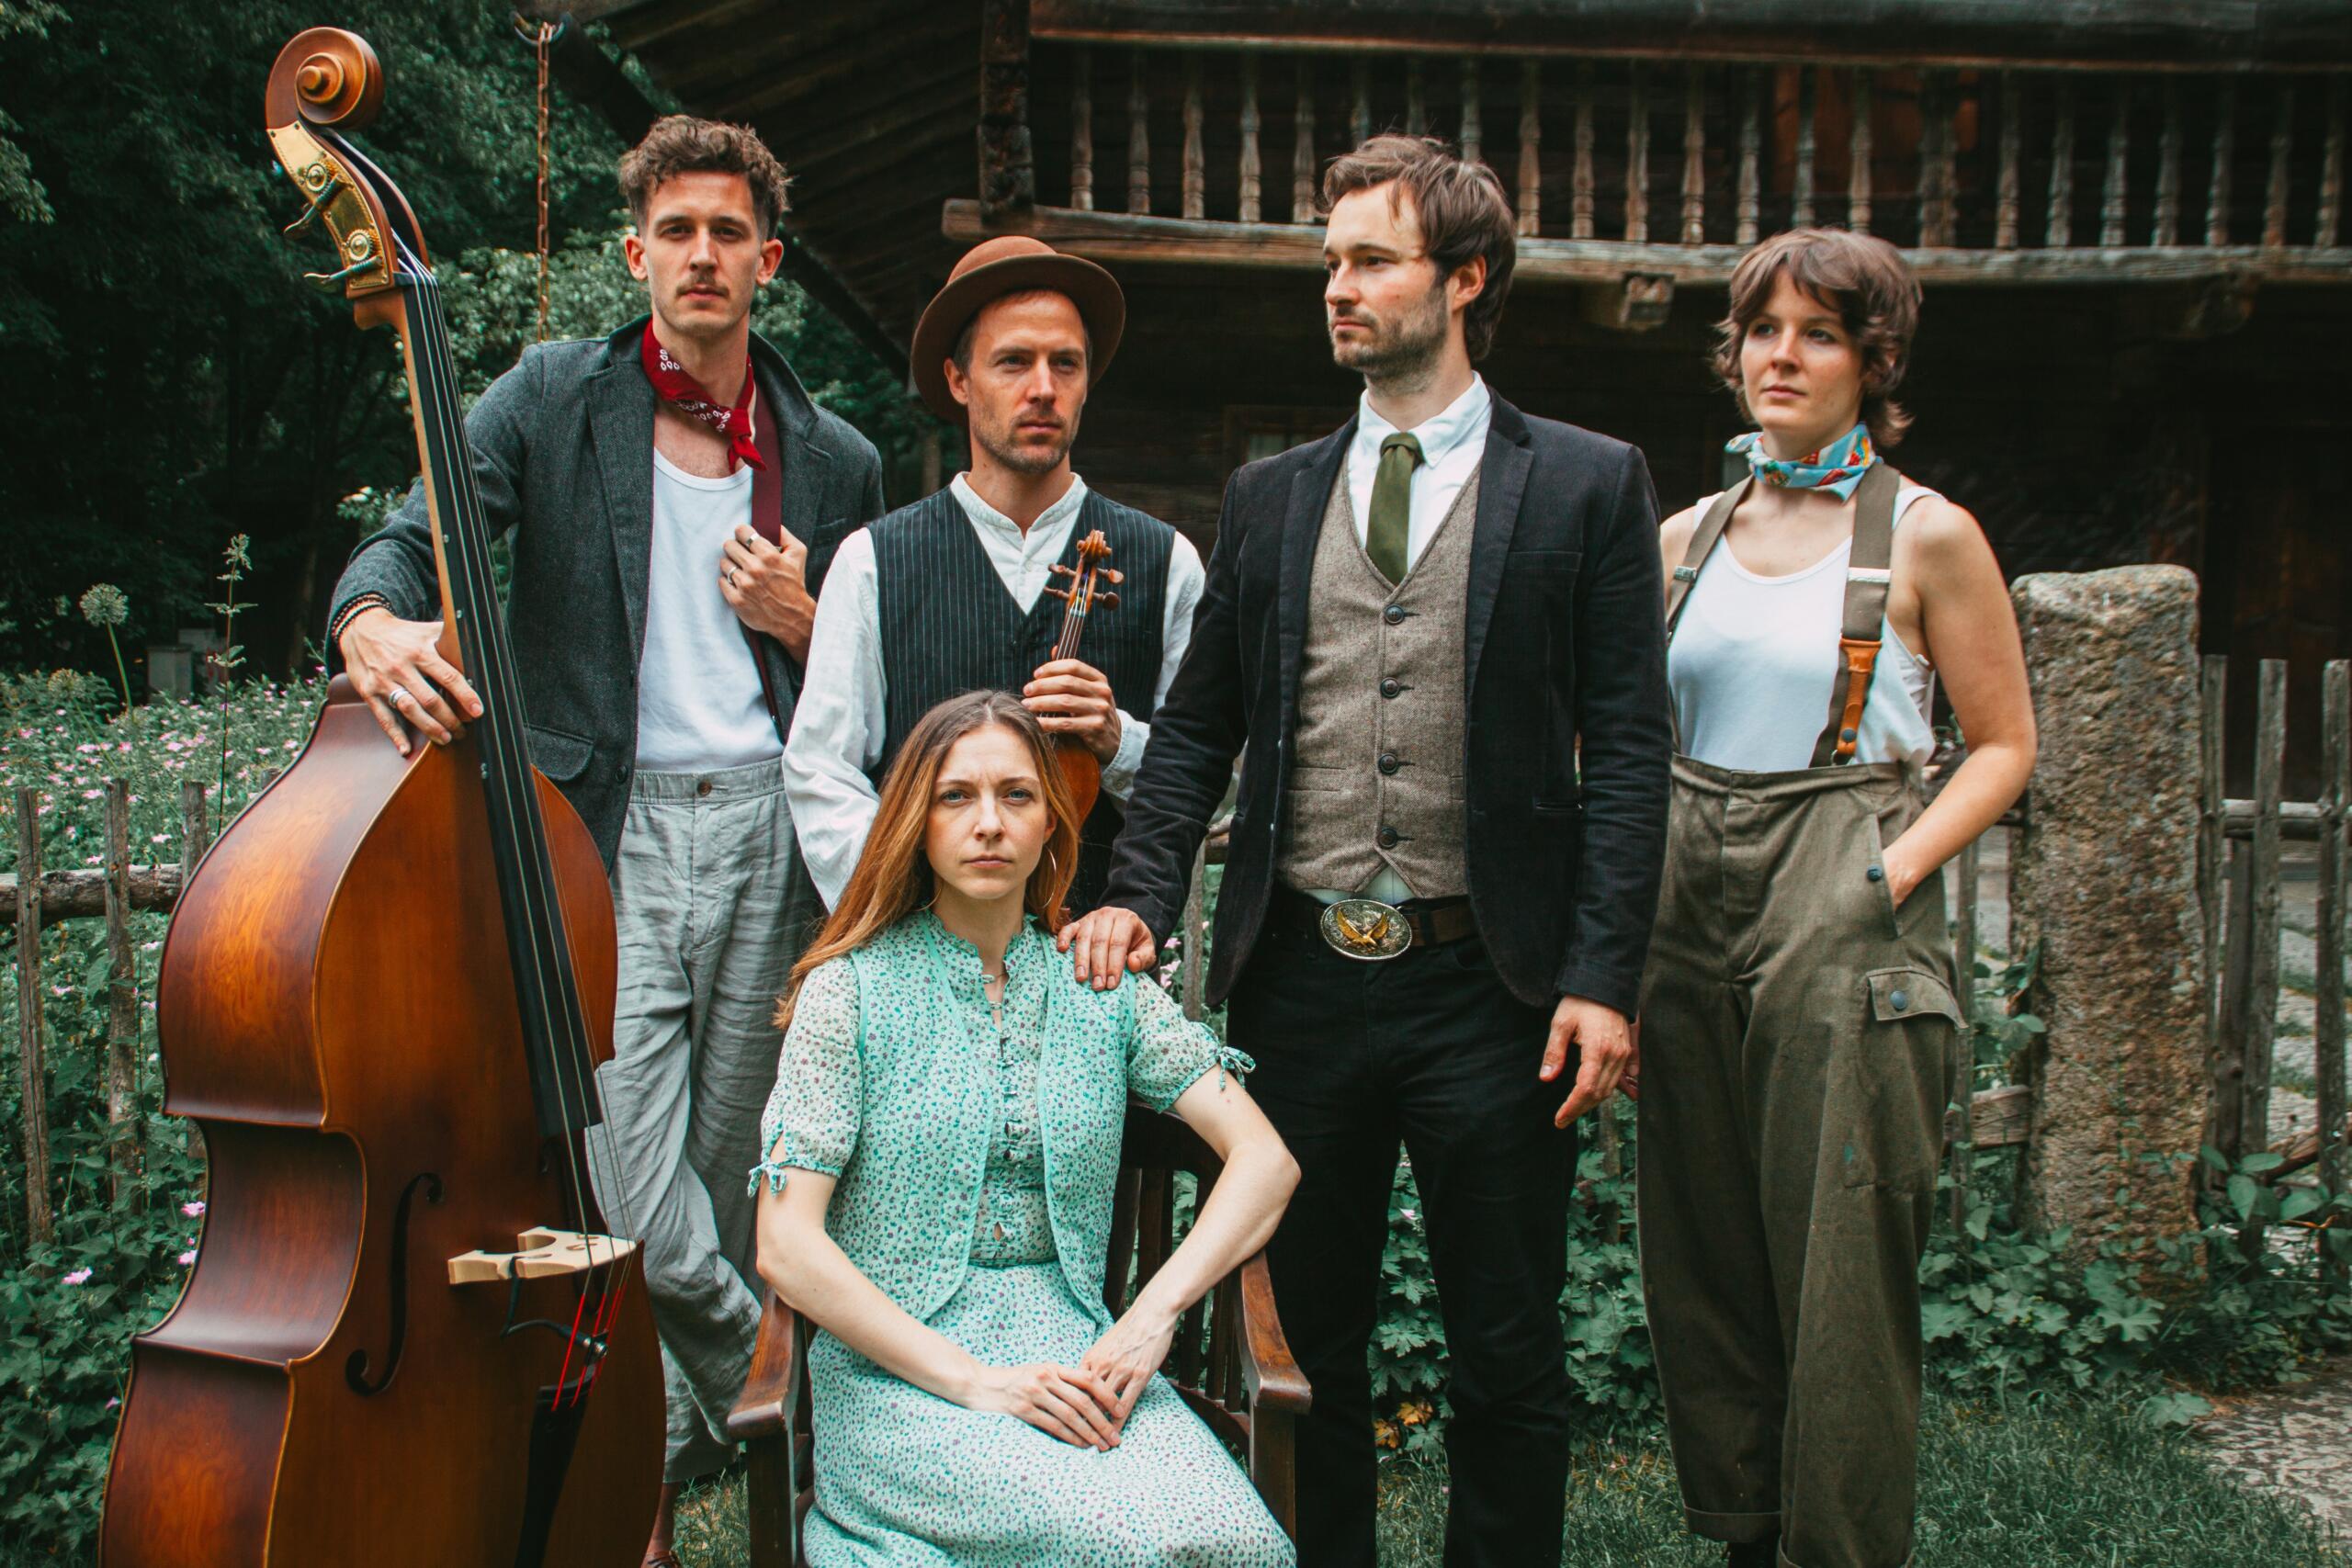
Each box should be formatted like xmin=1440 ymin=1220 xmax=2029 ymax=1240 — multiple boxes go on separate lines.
xmin=909 ymin=237 xmax=1125 ymax=423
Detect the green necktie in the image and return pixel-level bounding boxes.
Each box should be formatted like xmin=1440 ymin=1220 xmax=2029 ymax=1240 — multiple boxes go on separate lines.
xmin=1366 ymin=431 xmax=1423 ymax=586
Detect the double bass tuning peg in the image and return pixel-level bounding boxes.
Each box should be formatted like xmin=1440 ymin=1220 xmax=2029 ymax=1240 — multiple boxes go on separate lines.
xmin=284 ymin=164 xmax=342 ymax=239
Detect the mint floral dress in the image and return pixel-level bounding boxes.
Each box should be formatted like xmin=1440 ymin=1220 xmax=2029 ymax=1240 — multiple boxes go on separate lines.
xmin=751 ymin=912 xmax=1295 ymax=1567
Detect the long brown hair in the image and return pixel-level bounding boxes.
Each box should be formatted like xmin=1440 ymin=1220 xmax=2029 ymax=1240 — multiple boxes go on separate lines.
xmin=774 ymin=691 xmax=1081 ymax=1032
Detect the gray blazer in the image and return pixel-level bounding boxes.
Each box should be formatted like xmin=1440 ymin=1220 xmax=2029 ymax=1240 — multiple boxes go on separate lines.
xmin=327 ymin=317 xmax=887 ymax=868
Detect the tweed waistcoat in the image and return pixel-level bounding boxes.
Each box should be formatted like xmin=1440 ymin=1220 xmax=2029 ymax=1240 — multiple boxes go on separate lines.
xmin=1277 ymin=464 xmax=1482 ymax=899
xmin=869 ymin=489 xmax=1173 ymax=913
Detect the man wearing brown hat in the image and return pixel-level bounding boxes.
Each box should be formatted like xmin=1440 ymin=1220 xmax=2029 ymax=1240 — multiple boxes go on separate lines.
xmin=784 ymin=237 xmax=1203 ymax=914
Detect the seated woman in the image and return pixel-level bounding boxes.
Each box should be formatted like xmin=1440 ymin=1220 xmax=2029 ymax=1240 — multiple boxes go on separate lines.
xmin=750 ymin=689 xmax=1301 ymax=1567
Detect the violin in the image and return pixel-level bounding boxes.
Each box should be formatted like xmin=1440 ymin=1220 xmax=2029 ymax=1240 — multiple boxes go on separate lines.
xmin=99 ymin=29 xmax=660 ymax=1565
xmin=1040 ymin=527 xmax=1122 ymax=820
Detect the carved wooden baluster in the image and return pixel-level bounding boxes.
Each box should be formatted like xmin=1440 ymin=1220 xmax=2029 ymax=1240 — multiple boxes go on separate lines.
xmin=1295 ymin=62 xmax=1317 ymax=223
xmin=2208 ymin=80 xmax=2236 ymax=246
xmin=1682 ymin=65 xmax=1707 ymax=244
xmin=1238 ymin=54 xmax=1261 ymax=223
xmin=2101 ymin=82 xmax=2132 ymax=247
xmin=1793 ymin=66 xmax=1817 ymax=227
xmin=1182 ymin=53 xmax=1205 ymax=220
xmin=1737 ymin=67 xmax=1762 ymax=245
xmin=1918 ymin=70 xmax=1948 ymax=245
xmin=1995 ymin=72 xmax=2020 ymax=248
xmin=1849 ymin=67 xmax=1875 ymax=235
xmin=1936 ymin=73 xmax=1961 ymax=245
xmin=1407 ymin=57 xmax=1426 ymax=137
xmin=1626 ymin=62 xmax=1650 ymax=243
xmin=1571 ymin=62 xmax=1595 ymax=240
xmin=1071 ymin=49 xmax=1094 ymax=211
xmin=2047 ymin=79 xmax=2075 ymax=247
xmin=2323 ymin=76 xmax=2346 ymax=249
xmin=2264 ymin=84 xmax=2296 ymax=248
xmin=2155 ymin=78 xmax=2183 ymax=246
xmin=1460 ymin=60 xmax=1482 ymax=165
xmin=1351 ymin=56 xmax=1372 ymax=147
xmin=1129 ymin=51 xmax=1151 ymax=214
xmin=1518 ymin=60 xmax=1543 ymax=236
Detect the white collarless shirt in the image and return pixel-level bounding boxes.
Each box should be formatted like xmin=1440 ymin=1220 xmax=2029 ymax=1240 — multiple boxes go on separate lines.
xmin=633 ymin=451 xmax=780 ymax=771
xmin=783 ymin=472 xmax=1208 ymax=908
xmin=1345 ymin=374 xmax=1493 ymax=572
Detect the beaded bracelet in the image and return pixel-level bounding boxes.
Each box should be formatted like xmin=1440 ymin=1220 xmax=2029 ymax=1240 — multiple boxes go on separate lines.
xmin=327 ymin=593 xmax=391 ymax=649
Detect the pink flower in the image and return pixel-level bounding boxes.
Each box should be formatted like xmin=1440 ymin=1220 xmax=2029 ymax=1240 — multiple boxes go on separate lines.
xmin=62 ymin=1268 xmax=92 ymax=1286
xmin=182 ymin=1201 xmax=206 ymax=1217
xmin=107 ymin=1396 xmax=120 ymax=1410
xmin=176 ymin=1249 xmax=198 ymax=1267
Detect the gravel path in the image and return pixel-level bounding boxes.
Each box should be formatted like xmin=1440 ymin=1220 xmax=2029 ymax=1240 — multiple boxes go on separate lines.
xmin=2198 ymin=1356 xmax=2352 ymax=1537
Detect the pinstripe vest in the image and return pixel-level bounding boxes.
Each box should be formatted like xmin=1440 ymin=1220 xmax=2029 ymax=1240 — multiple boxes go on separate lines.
xmin=870 ymin=488 xmax=1174 ymax=913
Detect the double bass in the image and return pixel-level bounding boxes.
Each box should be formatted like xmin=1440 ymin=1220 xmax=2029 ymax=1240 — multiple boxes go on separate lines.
xmin=100 ymin=29 xmax=661 ymax=1565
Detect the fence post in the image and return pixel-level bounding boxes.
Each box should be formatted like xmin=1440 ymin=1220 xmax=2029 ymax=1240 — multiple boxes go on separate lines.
xmin=13 ymin=787 xmax=52 ymax=1249
xmin=2009 ymin=567 xmax=2208 ymax=1253
xmin=105 ymin=777 xmax=141 ymax=1200
xmin=2316 ymin=662 xmax=2348 ymax=1280
xmin=178 ymin=780 xmax=211 ymax=1159
xmin=2199 ymin=656 xmax=2230 ymax=1184
xmin=1948 ymin=834 xmax=1980 ymax=1229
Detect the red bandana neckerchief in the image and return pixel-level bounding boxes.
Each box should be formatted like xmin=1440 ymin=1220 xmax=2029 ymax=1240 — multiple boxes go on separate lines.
xmin=640 ymin=324 xmax=764 ymax=472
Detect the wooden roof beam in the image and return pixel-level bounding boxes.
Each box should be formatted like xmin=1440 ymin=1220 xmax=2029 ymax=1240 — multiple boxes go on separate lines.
xmin=943 ymin=199 xmax=2352 ymax=288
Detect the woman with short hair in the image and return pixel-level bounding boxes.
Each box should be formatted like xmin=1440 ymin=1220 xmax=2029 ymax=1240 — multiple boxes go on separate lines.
xmin=751 ymin=689 xmax=1298 ymax=1566
xmin=1639 ymin=229 xmax=2035 ymax=1568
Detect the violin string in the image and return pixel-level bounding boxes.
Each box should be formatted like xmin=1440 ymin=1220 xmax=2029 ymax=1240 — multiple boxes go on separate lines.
xmin=402 ymin=256 xmax=640 ymax=1369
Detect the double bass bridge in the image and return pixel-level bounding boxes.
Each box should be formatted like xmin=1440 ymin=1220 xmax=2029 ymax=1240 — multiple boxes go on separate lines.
xmin=446 ymin=1226 xmax=639 ymax=1286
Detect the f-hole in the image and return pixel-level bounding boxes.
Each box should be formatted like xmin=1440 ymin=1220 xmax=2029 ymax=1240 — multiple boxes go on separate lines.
xmin=345 ymin=1171 xmax=445 ymax=1395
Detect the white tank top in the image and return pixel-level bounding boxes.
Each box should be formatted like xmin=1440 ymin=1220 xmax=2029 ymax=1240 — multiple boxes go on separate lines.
xmin=634 ymin=451 xmax=782 ymax=771
xmin=1668 ymin=482 xmax=1939 ymax=775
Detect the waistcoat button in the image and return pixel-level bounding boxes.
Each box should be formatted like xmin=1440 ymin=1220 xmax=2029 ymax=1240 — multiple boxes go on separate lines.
xmin=1376 ymin=826 xmax=1399 ymax=849
xmin=1380 ymin=678 xmax=1402 ymax=699
xmin=1866 ymin=865 xmax=1883 ymax=882
xmin=1384 ymin=604 xmax=1407 ymax=626
xmin=1378 ymin=752 xmax=1400 ymax=775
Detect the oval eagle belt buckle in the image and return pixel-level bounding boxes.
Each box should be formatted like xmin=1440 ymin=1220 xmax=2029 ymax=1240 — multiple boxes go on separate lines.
xmin=1320 ymin=897 xmax=1411 ymax=961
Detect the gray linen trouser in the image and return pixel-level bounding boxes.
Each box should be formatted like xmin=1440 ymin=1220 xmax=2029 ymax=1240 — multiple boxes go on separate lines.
xmin=586 ymin=758 xmax=805 ymax=1483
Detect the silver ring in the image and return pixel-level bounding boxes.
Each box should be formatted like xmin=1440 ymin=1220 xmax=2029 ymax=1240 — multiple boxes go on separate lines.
xmin=386 ymin=684 xmax=411 ymax=707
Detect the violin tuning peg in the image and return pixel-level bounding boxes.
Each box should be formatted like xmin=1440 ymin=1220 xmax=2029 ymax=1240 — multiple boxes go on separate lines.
xmin=1096 ymin=592 xmax=1120 ymax=610
xmin=1043 ymin=584 xmax=1071 ymax=603
xmin=1101 ymin=568 xmax=1125 ymax=585
xmin=1049 ymin=562 xmax=1076 ymax=578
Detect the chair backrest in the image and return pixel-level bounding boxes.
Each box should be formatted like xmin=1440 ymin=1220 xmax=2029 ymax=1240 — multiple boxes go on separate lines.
xmin=1105 ymin=1104 xmax=1259 ymax=1449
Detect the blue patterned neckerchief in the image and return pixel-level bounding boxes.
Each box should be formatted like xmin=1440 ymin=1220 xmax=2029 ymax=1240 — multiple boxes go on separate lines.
xmin=1726 ymin=423 xmax=1876 ymax=502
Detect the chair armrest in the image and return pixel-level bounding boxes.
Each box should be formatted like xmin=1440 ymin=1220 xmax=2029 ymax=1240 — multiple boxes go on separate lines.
xmin=1235 ymin=1250 xmax=1311 ymax=1415
xmin=726 ymin=1288 xmax=804 ymax=1443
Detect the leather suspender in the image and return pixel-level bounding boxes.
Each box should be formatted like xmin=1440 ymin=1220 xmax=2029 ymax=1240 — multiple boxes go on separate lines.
xmin=1665 ymin=462 xmax=1902 ymax=767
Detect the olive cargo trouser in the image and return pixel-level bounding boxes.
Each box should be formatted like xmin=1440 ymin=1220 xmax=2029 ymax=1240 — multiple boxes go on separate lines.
xmin=1637 ymin=756 xmax=1962 ymax=1568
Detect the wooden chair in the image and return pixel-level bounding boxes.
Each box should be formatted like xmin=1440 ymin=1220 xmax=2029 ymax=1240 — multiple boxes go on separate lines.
xmin=724 ymin=1104 xmax=1312 ymax=1567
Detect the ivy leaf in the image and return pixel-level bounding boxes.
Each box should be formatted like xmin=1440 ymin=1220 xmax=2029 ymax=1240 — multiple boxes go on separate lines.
xmin=2227 ymin=1173 xmax=2260 ymax=1222
xmin=2240 ymin=1151 xmax=2286 ymax=1175
xmin=2141 ymin=1391 xmax=2211 ymax=1427
xmin=2278 ymin=1187 xmax=2321 ymax=1223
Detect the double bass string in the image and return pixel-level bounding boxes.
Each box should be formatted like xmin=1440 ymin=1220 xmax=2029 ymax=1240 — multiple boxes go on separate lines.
xmin=408 ymin=265 xmax=646 ymax=1371
xmin=398 ymin=251 xmax=646 ymax=1355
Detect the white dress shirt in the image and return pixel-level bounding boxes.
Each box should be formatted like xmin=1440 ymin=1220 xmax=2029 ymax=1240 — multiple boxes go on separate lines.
xmin=784 ymin=472 xmax=1207 ymax=908
xmin=1345 ymin=374 xmax=1493 ymax=573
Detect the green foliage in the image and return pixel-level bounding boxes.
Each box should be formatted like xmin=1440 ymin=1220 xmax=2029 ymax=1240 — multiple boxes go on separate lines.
xmin=0 ymin=0 xmax=926 ymax=682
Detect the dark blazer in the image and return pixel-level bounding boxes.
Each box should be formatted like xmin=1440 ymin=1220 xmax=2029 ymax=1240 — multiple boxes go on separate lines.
xmin=1100 ymin=394 xmax=1671 ymax=1016
xmin=327 ymin=317 xmax=886 ymax=869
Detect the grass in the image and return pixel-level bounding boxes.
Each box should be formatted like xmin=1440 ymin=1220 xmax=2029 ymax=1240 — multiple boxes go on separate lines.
xmin=665 ymin=1390 xmax=2344 ymax=1567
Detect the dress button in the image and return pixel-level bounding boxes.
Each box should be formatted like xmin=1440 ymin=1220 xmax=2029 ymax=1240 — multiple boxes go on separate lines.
xmin=1377 ymin=826 xmax=1399 ymax=849
xmin=695 ymin=778 xmax=713 ymax=797
xmin=1380 ymin=678 xmax=1402 ymax=700
xmin=1890 ymin=988 xmax=1911 ymax=1011
xmin=1866 ymin=865 xmax=1884 ymax=882
xmin=1378 ymin=752 xmax=1400 ymax=775
xmin=1384 ymin=604 xmax=1407 ymax=626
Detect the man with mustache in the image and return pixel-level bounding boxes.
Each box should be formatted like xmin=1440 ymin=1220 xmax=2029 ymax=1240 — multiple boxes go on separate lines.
xmin=323 ymin=118 xmax=883 ymax=1567
xmin=1061 ymin=135 xmax=1672 ymax=1566
xmin=784 ymin=237 xmax=1203 ymax=918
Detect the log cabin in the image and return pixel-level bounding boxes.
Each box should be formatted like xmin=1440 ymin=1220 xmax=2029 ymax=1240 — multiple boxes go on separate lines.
xmin=537 ymin=0 xmax=2351 ymax=788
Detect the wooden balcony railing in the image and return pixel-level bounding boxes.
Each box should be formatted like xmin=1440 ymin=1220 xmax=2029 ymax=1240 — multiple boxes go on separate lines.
xmin=951 ymin=43 xmax=2352 ymax=299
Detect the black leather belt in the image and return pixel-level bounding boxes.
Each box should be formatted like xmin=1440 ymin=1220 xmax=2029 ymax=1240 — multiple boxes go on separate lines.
xmin=1269 ymin=885 xmax=1478 ymax=961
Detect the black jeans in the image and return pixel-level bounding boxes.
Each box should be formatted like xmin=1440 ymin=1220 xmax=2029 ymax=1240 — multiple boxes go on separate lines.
xmin=1227 ymin=908 xmax=1577 ymax=1568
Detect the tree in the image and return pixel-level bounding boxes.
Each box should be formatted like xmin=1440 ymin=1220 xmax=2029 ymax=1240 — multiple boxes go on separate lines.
xmin=0 ymin=0 xmax=930 ymax=682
